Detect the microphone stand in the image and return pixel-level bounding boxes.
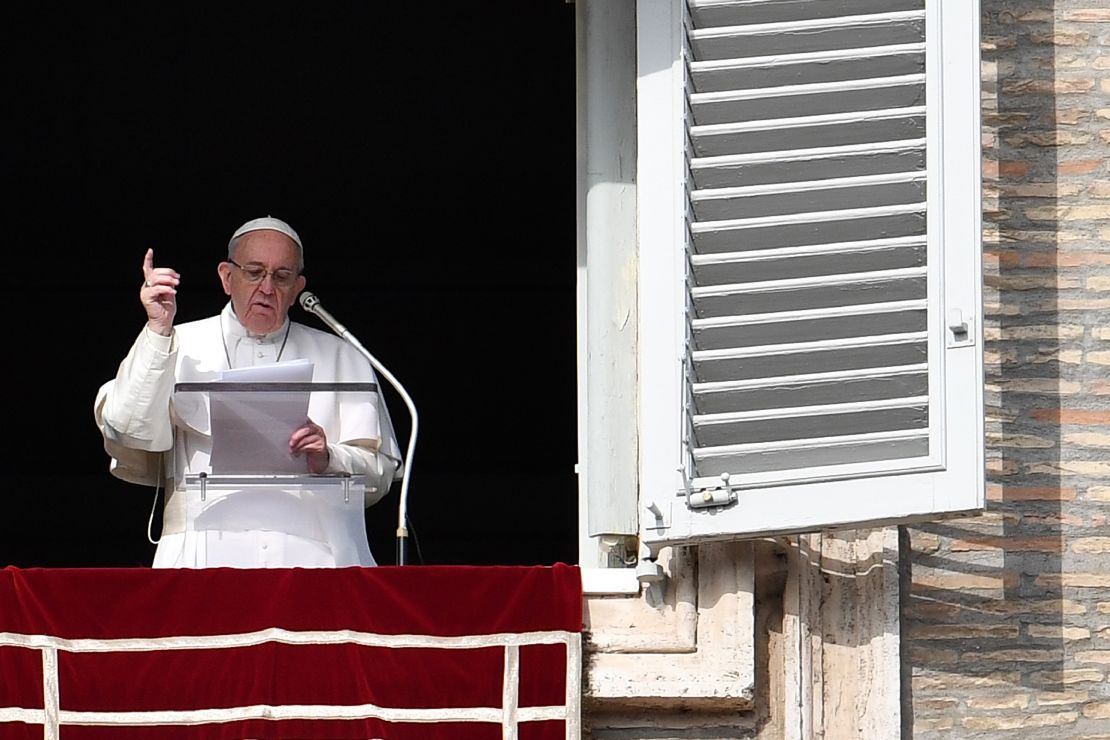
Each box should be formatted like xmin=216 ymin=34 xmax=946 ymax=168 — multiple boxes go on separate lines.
xmin=299 ymin=293 xmax=418 ymax=565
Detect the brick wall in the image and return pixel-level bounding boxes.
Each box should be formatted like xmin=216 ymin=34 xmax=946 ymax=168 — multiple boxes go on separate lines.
xmin=906 ymin=3 xmax=1110 ymax=736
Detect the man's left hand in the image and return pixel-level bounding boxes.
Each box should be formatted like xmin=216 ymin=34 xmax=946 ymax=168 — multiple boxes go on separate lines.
xmin=290 ymin=420 xmax=330 ymax=474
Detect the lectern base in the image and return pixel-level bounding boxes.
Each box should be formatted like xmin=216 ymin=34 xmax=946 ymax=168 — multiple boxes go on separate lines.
xmin=156 ymin=474 xmax=375 ymax=568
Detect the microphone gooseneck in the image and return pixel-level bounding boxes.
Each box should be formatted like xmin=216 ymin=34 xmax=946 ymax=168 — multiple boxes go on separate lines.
xmin=298 ymin=290 xmax=419 ymax=565
xmin=299 ymin=291 xmax=351 ymax=340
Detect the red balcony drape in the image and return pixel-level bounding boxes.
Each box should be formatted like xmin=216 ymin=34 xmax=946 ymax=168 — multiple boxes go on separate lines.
xmin=0 ymin=564 xmax=583 ymax=739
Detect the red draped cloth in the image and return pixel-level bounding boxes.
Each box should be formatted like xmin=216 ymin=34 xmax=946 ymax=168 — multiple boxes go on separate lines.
xmin=0 ymin=565 xmax=583 ymax=739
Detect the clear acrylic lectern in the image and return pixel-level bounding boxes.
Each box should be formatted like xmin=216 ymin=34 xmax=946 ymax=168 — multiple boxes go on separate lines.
xmin=170 ymin=380 xmax=383 ymax=568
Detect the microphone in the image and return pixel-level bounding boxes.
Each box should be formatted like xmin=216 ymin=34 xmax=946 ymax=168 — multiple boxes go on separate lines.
xmin=298 ymin=290 xmax=420 ymax=566
xmin=299 ymin=291 xmax=356 ymax=345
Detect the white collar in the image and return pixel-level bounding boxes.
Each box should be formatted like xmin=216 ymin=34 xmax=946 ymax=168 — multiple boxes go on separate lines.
xmin=220 ymin=302 xmax=290 ymax=344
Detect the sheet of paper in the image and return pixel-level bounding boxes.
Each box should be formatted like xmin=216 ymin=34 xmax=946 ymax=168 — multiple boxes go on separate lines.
xmin=209 ymin=359 xmax=314 ymax=474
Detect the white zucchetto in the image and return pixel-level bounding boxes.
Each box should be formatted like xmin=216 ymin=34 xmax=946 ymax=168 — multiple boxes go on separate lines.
xmin=228 ymin=216 xmax=303 ymax=251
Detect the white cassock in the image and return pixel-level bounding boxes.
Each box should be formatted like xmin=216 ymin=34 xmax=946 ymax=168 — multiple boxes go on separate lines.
xmin=94 ymin=303 xmax=403 ymax=568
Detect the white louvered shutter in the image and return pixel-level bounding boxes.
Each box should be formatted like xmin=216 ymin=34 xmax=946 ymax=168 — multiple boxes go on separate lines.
xmin=638 ymin=0 xmax=983 ymax=548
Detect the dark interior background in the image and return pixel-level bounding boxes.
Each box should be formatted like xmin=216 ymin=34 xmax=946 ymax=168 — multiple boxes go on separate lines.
xmin=4 ymin=3 xmax=579 ymax=568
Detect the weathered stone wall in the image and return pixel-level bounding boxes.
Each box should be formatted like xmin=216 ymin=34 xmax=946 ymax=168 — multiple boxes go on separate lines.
xmin=905 ymin=3 xmax=1110 ymax=736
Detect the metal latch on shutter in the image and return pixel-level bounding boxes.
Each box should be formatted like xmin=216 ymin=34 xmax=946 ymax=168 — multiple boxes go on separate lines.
xmin=680 ymin=468 xmax=737 ymax=510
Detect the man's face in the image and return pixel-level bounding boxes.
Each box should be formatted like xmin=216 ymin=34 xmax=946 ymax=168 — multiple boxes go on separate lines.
xmin=217 ymin=230 xmax=307 ymax=335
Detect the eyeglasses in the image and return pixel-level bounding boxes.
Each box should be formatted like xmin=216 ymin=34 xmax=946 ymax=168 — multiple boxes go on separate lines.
xmin=227 ymin=260 xmax=299 ymax=288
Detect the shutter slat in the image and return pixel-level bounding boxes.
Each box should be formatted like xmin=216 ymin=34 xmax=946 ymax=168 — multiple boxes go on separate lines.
xmin=693 ymin=113 xmax=925 ymax=159
xmin=694 ymin=365 xmax=928 ymax=414
xmin=688 ymin=0 xmax=924 ymax=29
xmin=694 ymin=399 xmax=928 ymax=446
xmin=692 ymin=300 xmax=927 ymax=352
xmin=690 ymin=74 xmax=925 ymax=105
xmin=692 ymin=331 xmax=928 ymax=361
xmin=694 ymin=309 xmax=926 ymax=351
xmin=692 ymin=212 xmax=926 ymax=255
xmin=691 ymin=140 xmax=926 ymax=189
xmin=694 ymin=363 xmax=927 ymax=391
xmin=693 ymin=54 xmax=925 ymax=95
xmin=694 ymin=338 xmax=928 ymax=384
xmin=692 ymin=172 xmax=925 ymax=199
xmin=694 ymin=395 xmax=928 ymax=424
xmin=691 ymin=237 xmax=926 ymax=284
xmin=692 ymin=234 xmax=925 ymax=262
xmin=692 ymin=203 xmax=926 ymax=233
xmin=692 ymin=266 xmax=926 ymax=296
xmin=690 ymin=75 xmax=925 ymax=126
xmin=691 ymin=107 xmax=926 ymax=139
xmin=689 ymin=12 xmax=926 ymax=62
xmin=690 ymin=42 xmax=925 ymax=72
xmin=693 ymin=430 xmax=930 ymax=477
xmin=689 ymin=10 xmax=924 ymax=37
xmin=697 ymin=283 xmax=925 ymax=317
xmin=692 ymin=299 xmax=926 ymax=328
xmin=692 ymin=138 xmax=923 ymax=168
xmin=692 ymin=175 xmax=924 ymax=220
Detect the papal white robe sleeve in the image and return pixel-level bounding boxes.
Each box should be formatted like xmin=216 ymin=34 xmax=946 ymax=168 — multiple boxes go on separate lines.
xmin=94 ymin=303 xmax=402 ymax=568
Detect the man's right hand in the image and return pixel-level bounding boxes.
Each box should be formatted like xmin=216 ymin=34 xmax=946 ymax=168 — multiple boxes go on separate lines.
xmin=141 ymin=248 xmax=180 ymax=337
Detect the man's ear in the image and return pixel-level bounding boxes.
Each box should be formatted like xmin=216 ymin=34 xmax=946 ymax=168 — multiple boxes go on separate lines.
xmin=217 ymin=262 xmax=233 ymax=295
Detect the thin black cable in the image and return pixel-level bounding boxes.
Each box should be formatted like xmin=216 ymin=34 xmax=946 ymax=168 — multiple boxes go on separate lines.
xmin=405 ymin=515 xmax=425 ymax=565
xmin=146 ymin=453 xmax=165 ymax=545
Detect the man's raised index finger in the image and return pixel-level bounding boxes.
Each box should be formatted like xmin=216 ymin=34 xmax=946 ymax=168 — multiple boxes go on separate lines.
xmin=143 ymin=248 xmax=155 ymax=277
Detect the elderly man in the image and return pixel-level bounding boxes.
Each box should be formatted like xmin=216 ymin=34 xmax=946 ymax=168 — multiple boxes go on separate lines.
xmin=94 ymin=216 xmax=402 ymax=568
